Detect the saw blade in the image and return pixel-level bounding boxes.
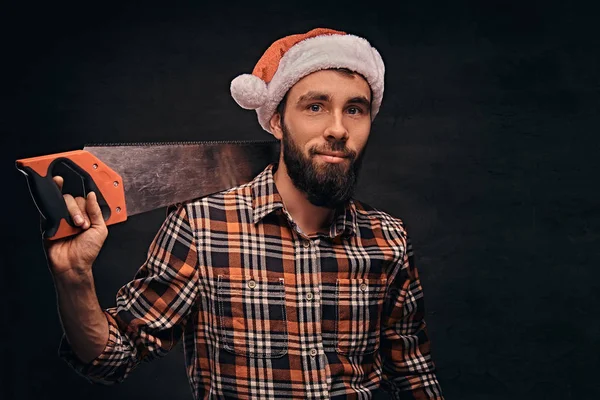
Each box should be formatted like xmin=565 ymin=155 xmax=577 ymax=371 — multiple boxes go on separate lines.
xmin=83 ymin=140 xmax=280 ymax=216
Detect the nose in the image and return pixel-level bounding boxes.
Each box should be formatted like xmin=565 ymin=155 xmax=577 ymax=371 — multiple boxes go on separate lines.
xmin=323 ymin=111 xmax=348 ymax=141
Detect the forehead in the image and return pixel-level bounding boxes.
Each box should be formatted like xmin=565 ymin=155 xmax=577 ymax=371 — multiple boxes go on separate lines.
xmin=287 ymin=69 xmax=371 ymax=101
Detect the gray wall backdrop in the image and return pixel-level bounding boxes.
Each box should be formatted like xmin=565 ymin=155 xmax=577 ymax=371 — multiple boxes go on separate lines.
xmin=2 ymin=1 xmax=599 ymax=399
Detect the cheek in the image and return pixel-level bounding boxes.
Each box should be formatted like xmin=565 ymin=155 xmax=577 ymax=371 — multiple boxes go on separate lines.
xmin=287 ymin=122 xmax=322 ymax=150
xmin=284 ymin=130 xmax=313 ymax=158
xmin=293 ymin=119 xmax=327 ymax=138
xmin=350 ymin=122 xmax=371 ymax=150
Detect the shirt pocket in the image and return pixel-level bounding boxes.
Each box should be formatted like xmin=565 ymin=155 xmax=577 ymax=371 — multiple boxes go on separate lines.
xmin=216 ymin=275 xmax=288 ymax=358
xmin=336 ymin=278 xmax=388 ymax=355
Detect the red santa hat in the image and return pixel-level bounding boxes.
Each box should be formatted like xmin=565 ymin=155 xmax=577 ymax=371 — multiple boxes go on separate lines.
xmin=230 ymin=28 xmax=385 ymax=134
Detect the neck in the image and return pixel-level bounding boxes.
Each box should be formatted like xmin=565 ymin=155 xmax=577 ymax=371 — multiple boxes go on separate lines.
xmin=273 ymin=161 xmax=335 ymax=236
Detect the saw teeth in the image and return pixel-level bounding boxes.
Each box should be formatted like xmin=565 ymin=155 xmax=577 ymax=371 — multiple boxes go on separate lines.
xmin=84 ymin=140 xmax=279 ymax=147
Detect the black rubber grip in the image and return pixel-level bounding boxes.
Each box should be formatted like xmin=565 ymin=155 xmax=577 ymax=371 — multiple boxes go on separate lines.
xmin=17 ymin=157 xmax=110 ymax=239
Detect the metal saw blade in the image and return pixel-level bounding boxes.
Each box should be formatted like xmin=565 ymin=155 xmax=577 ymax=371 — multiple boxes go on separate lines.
xmin=83 ymin=140 xmax=280 ymax=216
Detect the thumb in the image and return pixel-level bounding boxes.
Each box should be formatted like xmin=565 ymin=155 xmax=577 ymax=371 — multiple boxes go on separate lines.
xmin=86 ymin=192 xmax=106 ymax=226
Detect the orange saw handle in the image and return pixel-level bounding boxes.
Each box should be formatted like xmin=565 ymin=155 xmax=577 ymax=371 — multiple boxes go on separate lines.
xmin=15 ymin=150 xmax=127 ymax=240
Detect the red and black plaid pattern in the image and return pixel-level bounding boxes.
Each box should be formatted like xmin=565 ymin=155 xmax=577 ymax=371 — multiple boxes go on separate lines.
xmin=59 ymin=164 xmax=443 ymax=399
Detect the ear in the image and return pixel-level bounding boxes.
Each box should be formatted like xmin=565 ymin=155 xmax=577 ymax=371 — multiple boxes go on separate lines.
xmin=269 ymin=112 xmax=283 ymax=140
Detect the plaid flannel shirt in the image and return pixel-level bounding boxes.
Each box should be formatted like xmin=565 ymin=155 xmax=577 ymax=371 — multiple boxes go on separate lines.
xmin=59 ymin=163 xmax=443 ymax=399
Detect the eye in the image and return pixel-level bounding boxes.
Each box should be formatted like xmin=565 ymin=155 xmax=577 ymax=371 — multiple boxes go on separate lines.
xmin=308 ymin=104 xmax=322 ymax=112
xmin=347 ymin=106 xmax=363 ymax=115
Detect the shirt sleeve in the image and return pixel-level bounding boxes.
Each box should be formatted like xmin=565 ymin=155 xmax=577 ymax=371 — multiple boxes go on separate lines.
xmin=58 ymin=204 xmax=200 ymax=384
xmin=380 ymin=231 xmax=444 ymax=399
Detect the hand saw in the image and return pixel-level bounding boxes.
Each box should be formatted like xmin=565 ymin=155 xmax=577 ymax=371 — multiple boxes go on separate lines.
xmin=16 ymin=140 xmax=280 ymax=240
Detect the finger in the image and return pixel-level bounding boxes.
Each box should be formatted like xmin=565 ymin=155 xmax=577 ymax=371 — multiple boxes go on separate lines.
xmin=63 ymin=194 xmax=86 ymax=227
xmin=52 ymin=175 xmax=64 ymax=191
xmin=74 ymin=196 xmax=90 ymax=229
xmin=86 ymin=192 xmax=106 ymax=227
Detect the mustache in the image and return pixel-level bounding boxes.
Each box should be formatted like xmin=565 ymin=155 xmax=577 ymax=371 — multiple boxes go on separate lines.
xmin=308 ymin=142 xmax=357 ymax=159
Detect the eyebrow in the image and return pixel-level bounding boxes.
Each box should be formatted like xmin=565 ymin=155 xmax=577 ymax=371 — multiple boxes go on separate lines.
xmin=296 ymin=91 xmax=330 ymax=104
xmin=347 ymin=96 xmax=371 ymax=109
xmin=296 ymin=92 xmax=371 ymax=109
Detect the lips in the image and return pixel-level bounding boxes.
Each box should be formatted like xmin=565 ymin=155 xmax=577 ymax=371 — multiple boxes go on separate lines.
xmin=310 ymin=146 xmax=356 ymax=164
xmin=314 ymin=152 xmax=350 ymax=164
xmin=316 ymin=151 xmax=349 ymax=158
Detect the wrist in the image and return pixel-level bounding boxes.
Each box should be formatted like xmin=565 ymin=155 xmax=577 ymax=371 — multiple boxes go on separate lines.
xmin=52 ymin=267 xmax=95 ymax=289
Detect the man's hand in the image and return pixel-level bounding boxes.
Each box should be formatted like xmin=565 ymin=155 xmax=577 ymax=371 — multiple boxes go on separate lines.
xmin=45 ymin=176 xmax=108 ymax=281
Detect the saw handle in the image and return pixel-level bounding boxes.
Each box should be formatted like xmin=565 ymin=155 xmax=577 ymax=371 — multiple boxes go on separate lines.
xmin=15 ymin=150 xmax=128 ymax=240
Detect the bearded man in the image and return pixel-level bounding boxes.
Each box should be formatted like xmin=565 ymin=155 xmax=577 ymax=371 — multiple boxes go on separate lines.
xmin=47 ymin=28 xmax=444 ymax=399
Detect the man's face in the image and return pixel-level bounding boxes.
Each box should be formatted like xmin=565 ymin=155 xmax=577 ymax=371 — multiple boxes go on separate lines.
xmin=270 ymin=69 xmax=372 ymax=208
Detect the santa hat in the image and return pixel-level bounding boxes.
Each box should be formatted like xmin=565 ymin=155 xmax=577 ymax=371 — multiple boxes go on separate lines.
xmin=230 ymin=28 xmax=385 ymax=134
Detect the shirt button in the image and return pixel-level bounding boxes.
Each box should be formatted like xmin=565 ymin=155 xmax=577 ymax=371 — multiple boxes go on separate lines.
xmin=306 ymin=292 xmax=314 ymax=301
xmin=309 ymin=348 xmax=317 ymax=357
xmin=247 ymin=280 xmax=256 ymax=289
xmin=360 ymin=283 xmax=368 ymax=292
xmin=303 ymin=240 xmax=310 ymax=248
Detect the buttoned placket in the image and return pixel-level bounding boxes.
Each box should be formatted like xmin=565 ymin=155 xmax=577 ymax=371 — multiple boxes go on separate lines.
xmin=291 ymin=221 xmax=329 ymax=399
xmin=303 ymin=237 xmax=322 ymax=308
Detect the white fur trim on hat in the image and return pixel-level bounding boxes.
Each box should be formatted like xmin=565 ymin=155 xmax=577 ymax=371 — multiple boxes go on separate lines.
xmin=254 ymin=34 xmax=385 ymax=134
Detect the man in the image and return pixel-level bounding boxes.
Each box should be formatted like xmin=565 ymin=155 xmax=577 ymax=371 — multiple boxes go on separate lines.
xmin=47 ymin=28 xmax=444 ymax=399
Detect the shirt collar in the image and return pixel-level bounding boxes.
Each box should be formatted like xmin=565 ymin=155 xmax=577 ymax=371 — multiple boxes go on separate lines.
xmin=329 ymin=199 xmax=358 ymax=238
xmin=251 ymin=163 xmax=357 ymax=238
xmin=252 ymin=164 xmax=286 ymax=224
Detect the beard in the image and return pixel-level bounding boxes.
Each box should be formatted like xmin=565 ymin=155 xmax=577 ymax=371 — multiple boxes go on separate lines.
xmin=281 ymin=122 xmax=367 ymax=209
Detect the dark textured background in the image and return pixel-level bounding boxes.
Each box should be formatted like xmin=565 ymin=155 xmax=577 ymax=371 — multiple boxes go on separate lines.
xmin=2 ymin=1 xmax=600 ymax=399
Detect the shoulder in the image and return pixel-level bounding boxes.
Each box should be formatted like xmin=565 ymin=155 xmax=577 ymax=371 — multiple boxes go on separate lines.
xmin=352 ymin=199 xmax=409 ymax=240
xmin=178 ymin=180 xmax=254 ymax=220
